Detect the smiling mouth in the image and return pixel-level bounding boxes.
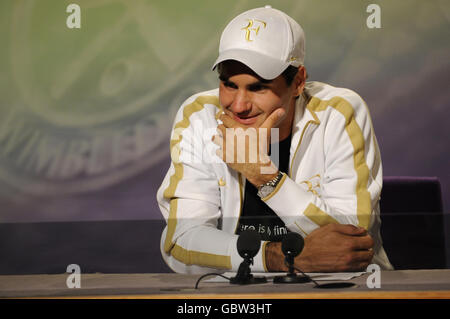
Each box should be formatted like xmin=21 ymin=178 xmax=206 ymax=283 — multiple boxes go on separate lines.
xmin=238 ymin=114 xmax=258 ymax=119
xmin=233 ymin=113 xmax=260 ymax=124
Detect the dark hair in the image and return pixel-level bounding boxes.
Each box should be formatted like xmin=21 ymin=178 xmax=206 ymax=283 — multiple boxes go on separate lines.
xmin=281 ymin=65 xmax=299 ymax=86
xmin=217 ymin=61 xmax=304 ymax=86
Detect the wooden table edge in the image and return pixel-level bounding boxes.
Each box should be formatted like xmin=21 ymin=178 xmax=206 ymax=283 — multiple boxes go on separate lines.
xmin=12 ymin=290 xmax=450 ymax=299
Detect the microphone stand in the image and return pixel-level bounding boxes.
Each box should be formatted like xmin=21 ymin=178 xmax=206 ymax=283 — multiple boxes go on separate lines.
xmin=273 ymin=252 xmax=311 ymax=284
xmin=230 ymin=255 xmax=267 ymax=285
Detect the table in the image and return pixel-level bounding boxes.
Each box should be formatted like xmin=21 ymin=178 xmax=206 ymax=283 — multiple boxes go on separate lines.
xmin=1 ymin=270 xmax=450 ymax=299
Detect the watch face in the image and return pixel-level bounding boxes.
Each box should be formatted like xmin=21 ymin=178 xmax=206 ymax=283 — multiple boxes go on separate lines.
xmin=259 ymin=185 xmax=275 ymax=198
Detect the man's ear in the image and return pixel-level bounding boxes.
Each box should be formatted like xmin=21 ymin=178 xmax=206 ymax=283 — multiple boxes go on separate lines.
xmin=293 ymin=66 xmax=307 ymax=97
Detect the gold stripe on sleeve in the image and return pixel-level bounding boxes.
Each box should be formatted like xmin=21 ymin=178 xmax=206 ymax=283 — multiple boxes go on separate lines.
xmin=164 ymin=198 xmax=179 ymax=253
xmin=307 ymin=96 xmax=371 ymax=229
xmin=233 ymin=173 xmax=245 ymax=235
xmin=162 ymin=95 xmax=222 ymax=255
xmin=304 ymin=203 xmax=339 ymax=227
xmin=171 ymin=244 xmax=232 ymax=270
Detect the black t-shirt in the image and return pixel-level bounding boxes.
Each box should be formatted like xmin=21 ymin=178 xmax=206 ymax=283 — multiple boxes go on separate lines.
xmin=235 ymin=134 xmax=292 ymax=242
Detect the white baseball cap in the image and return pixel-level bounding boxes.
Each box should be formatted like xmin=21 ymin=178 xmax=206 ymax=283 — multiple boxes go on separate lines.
xmin=212 ymin=5 xmax=305 ymax=80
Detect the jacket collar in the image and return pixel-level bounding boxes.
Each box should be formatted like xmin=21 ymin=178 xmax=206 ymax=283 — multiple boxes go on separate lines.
xmin=291 ymin=90 xmax=320 ymax=136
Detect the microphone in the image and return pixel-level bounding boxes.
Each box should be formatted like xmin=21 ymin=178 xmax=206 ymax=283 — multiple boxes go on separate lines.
xmin=282 ymin=231 xmax=304 ymax=257
xmin=237 ymin=228 xmax=261 ymax=259
xmin=230 ymin=229 xmax=267 ymax=285
xmin=273 ymin=232 xmax=311 ymax=284
xmin=272 ymin=232 xmax=356 ymax=288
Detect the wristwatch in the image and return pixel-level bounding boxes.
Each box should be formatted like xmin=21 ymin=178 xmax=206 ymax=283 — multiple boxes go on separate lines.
xmin=257 ymin=171 xmax=284 ymax=198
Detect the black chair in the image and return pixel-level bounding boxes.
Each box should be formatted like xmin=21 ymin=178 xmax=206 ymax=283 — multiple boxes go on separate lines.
xmin=380 ymin=176 xmax=446 ymax=269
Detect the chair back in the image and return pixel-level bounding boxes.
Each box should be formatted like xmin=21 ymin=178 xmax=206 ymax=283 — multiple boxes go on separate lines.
xmin=380 ymin=176 xmax=446 ymax=269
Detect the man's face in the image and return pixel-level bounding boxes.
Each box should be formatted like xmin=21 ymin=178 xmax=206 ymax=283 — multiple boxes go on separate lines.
xmin=218 ymin=61 xmax=301 ymax=130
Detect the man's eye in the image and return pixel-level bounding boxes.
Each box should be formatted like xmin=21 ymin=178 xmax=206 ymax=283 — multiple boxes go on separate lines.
xmin=223 ymin=81 xmax=237 ymax=89
xmin=249 ymin=84 xmax=267 ymax=92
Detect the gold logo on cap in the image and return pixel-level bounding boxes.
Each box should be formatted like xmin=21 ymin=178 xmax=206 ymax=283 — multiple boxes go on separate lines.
xmin=241 ymin=19 xmax=266 ymax=42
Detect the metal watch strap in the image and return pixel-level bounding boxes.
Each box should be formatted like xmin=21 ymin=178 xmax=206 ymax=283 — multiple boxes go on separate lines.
xmin=257 ymin=171 xmax=284 ymax=198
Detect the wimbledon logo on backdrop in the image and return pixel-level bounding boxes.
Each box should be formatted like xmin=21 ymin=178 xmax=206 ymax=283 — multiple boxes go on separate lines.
xmin=2 ymin=0 xmax=242 ymax=195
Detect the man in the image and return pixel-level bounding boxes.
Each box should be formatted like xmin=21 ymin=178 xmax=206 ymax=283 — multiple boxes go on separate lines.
xmin=157 ymin=6 xmax=392 ymax=274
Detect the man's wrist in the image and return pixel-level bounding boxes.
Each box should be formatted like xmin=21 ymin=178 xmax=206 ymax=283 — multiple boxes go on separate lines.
xmin=247 ymin=170 xmax=280 ymax=188
xmin=265 ymin=241 xmax=287 ymax=272
xmin=265 ymin=240 xmax=313 ymax=273
xmin=257 ymin=171 xmax=284 ymax=198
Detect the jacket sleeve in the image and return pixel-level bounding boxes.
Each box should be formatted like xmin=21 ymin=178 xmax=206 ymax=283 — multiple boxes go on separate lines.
xmin=156 ymin=95 xmax=268 ymax=274
xmin=262 ymin=92 xmax=383 ymax=236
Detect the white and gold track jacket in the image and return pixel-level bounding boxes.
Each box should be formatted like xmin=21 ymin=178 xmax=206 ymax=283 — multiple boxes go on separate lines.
xmin=157 ymin=81 xmax=393 ymax=274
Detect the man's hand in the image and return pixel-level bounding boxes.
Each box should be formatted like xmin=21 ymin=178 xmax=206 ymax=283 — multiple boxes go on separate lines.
xmin=212 ymin=109 xmax=286 ymax=187
xmin=265 ymin=224 xmax=374 ymax=272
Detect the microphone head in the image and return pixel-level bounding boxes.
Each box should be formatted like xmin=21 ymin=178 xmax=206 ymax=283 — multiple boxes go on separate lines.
xmin=281 ymin=232 xmax=304 ymax=257
xmin=237 ymin=229 xmax=261 ymax=258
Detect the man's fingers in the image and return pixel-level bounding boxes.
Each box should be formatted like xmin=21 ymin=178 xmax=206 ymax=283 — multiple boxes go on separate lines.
xmin=215 ymin=148 xmax=224 ymax=160
xmin=212 ymin=134 xmax=223 ymax=148
xmin=217 ymin=124 xmax=226 ymax=136
xmin=338 ymin=249 xmax=374 ymax=272
xmin=260 ymin=108 xmax=286 ymax=130
xmin=351 ymin=234 xmax=374 ymax=250
xmin=219 ymin=113 xmax=243 ymax=129
xmin=328 ymin=223 xmax=367 ymax=236
xmin=350 ymin=250 xmax=374 ymax=265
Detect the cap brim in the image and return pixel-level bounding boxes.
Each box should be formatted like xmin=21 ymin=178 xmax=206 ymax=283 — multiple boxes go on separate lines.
xmin=211 ymin=49 xmax=291 ymax=80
